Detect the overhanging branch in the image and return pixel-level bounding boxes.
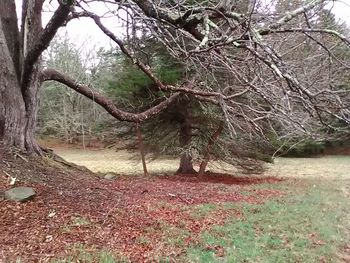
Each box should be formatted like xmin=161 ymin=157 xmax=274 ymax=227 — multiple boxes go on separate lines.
xmin=41 ymin=68 xmax=181 ymax=123
xmin=69 ymin=10 xmax=250 ymax=101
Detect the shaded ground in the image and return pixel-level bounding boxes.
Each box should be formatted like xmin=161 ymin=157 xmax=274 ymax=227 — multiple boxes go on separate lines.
xmin=1 ymin=145 xmax=349 ymax=262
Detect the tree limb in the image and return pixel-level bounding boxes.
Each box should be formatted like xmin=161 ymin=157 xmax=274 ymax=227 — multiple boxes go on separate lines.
xmin=261 ymin=28 xmax=350 ymax=47
xmin=21 ymin=0 xmax=73 ymax=91
xmin=41 ymin=68 xmax=181 ymax=123
xmin=0 ymin=0 xmax=20 ymax=79
xmin=68 ymin=10 xmax=251 ymax=101
xmin=265 ymin=0 xmax=328 ymax=31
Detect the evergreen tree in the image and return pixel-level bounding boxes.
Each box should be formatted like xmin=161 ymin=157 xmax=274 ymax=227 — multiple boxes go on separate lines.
xmin=103 ymin=35 xmax=271 ymax=174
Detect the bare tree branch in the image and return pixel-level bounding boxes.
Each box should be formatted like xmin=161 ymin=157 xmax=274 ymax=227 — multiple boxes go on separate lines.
xmin=41 ymin=68 xmax=181 ymax=123
xmin=21 ymin=0 xmax=73 ymax=91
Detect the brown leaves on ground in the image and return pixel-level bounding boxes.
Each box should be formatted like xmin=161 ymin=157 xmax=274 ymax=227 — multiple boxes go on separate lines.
xmin=205 ymin=245 xmax=226 ymax=257
xmin=0 ymin=147 xmax=283 ymax=262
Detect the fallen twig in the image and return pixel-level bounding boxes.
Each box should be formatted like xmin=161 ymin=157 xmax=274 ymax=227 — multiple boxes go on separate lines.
xmin=15 ymin=153 xmax=28 ymax=162
xmin=2 ymin=160 xmax=11 ymax=167
xmin=3 ymin=170 xmax=17 ymax=186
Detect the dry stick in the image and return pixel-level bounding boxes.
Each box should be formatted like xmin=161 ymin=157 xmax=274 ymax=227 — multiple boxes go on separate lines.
xmin=198 ymin=121 xmax=224 ymax=176
xmin=15 ymin=152 xmax=28 ymax=162
xmin=136 ymin=122 xmax=149 ymax=176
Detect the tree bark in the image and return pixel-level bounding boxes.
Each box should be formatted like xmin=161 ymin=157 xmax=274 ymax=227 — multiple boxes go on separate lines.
xmin=175 ymin=101 xmax=197 ymax=174
xmin=0 ymin=1 xmax=21 ymax=79
xmin=198 ymin=122 xmax=224 ymax=176
xmin=22 ymin=69 xmax=42 ymax=153
xmin=136 ymin=123 xmax=149 ymax=176
xmin=176 ymin=153 xmax=197 ymax=175
xmin=0 ymin=41 xmax=41 ymax=152
xmin=0 ymin=1 xmax=73 ymax=153
xmin=0 ymin=14 xmax=27 ymax=149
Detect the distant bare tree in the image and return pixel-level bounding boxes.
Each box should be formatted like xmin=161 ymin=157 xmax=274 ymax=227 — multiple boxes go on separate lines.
xmin=40 ymin=36 xmax=109 ymax=144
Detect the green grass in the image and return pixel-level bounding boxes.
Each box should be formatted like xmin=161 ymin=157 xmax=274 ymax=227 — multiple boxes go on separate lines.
xmin=146 ymin=218 xmax=192 ymax=247
xmin=190 ymin=204 xmax=219 ymax=219
xmin=45 ymin=178 xmax=349 ymax=262
xmin=50 ymin=245 xmax=127 ymax=263
xmin=71 ymin=216 xmax=90 ymax=226
xmin=184 ymin=179 xmax=350 ymax=262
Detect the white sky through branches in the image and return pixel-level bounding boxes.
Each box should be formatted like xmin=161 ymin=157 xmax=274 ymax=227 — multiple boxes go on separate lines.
xmin=14 ymin=0 xmax=350 ymax=52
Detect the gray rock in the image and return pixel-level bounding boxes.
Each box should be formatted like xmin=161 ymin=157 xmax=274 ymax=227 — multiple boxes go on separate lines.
xmin=0 ymin=192 xmax=4 ymax=201
xmin=4 ymin=187 xmax=36 ymax=202
xmin=104 ymin=173 xmax=117 ymax=180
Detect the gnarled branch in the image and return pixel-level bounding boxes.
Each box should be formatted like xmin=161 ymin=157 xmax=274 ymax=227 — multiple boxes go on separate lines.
xmin=41 ymin=68 xmax=181 ymax=123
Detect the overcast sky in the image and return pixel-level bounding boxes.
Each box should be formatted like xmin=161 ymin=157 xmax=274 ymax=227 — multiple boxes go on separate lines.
xmin=326 ymin=0 xmax=350 ymax=24
xmin=14 ymin=0 xmax=350 ymax=51
xmin=59 ymin=0 xmax=350 ymax=51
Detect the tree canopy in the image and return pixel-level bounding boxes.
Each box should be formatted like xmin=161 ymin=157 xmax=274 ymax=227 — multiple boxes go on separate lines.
xmin=0 ymin=0 xmax=349 ymax=173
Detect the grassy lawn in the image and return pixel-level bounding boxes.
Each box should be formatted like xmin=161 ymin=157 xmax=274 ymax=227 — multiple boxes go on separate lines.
xmin=54 ymin=146 xmax=349 ymax=179
xmin=52 ymin=147 xmax=240 ymax=175
xmin=185 ymin=178 xmax=350 ymax=262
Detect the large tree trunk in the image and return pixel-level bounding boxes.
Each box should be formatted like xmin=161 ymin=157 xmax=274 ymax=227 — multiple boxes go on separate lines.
xmin=0 ymin=0 xmax=42 ymax=153
xmin=22 ymin=71 xmax=42 ymax=153
xmin=0 ymin=62 xmax=27 ymax=150
xmin=175 ymin=101 xmax=197 ymax=174
xmin=21 ymin=0 xmax=43 ymax=153
xmin=0 ymin=14 xmax=26 ymax=150
xmin=0 ymin=51 xmax=41 ymax=153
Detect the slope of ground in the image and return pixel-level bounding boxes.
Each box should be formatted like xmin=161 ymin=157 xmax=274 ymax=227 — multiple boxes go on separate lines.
xmin=1 ymin=145 xmax=349 ymax=262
